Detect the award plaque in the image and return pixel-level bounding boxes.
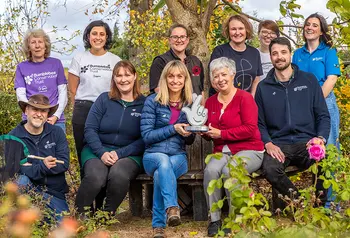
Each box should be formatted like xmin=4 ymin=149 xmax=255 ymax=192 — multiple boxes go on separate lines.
xmin=181 ymin=93 xmax=208 ymax=132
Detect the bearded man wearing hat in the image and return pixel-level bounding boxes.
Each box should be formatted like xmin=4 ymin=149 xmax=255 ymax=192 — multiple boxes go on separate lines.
xmin=9 ymin=94 xmax=70 ymax=222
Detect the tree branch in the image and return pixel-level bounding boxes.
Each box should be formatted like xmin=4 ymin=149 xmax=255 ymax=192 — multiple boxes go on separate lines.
xmin=203 ymin=0 xmax=217 ymax=33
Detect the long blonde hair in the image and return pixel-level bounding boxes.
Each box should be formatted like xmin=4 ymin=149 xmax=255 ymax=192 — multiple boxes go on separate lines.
xmin=155 ymin=60 xmax=193 ymax=106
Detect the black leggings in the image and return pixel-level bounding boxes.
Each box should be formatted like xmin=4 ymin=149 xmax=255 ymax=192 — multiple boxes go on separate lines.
xmin=72 ymin=100 xmax=93 ymax=170
xmin=75 ymin=158 xmax=140 ymax=213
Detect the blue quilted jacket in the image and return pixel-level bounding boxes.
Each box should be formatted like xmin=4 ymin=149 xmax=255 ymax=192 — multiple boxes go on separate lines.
xmin=141 ymin=94 xmax=195 ymax=155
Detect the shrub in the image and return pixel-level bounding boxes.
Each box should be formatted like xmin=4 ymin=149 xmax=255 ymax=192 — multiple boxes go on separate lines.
xmin=0 ymin=92 xmax=21 ymax=135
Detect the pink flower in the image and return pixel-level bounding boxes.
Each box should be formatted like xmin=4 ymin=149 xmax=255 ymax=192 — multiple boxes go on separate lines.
xmin=249 ymin=192 xmax=255 ymax=198
xmin=308 ymin=144 xmax=326 ymax=161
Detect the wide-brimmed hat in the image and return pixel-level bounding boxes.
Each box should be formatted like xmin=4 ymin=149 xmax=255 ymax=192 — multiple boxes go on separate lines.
xmin=18 ymin=94 xmax=58 ymax=117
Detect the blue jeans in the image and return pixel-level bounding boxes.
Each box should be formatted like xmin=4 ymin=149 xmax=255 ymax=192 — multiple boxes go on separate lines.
xmin=325 ymin=92 xmax=340 ymax=149
xmin=55 ymin=122 xmax=66 ymax=134
xmin=325 ymin=91 xmax=340 ymax=208
xmin=143 ymin=152 xmax=188 ymax=228
xmin=16 ymin=175 xmax=69 ymax=222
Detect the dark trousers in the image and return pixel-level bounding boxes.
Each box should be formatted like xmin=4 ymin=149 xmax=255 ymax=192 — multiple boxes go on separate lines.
xmin=72 ymin=100 xmax=93 ymax=170
xmin=75 ymin=158 xmax=140 ymax=213
xmin=262 ymin=143 xmax=328 ymax=206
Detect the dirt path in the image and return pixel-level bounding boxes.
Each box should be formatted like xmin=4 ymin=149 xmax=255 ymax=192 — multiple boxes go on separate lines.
xmin=111 ymin=211 xmax=208 ymax=238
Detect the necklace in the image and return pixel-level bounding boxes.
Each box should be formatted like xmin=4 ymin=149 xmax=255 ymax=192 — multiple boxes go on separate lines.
xmin=169 ymin=100 xmax=180 ymax=107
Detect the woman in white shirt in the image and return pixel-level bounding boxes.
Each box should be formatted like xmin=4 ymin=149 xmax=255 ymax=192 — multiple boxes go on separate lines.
xmin=257 ymin=20 xmax=280 ymax=81
xmin=68 ymin=20 xmax=121 ymax=174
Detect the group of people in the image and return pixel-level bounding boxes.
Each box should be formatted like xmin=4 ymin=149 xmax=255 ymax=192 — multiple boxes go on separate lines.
xmin=9 ymin=11 xmax=340 ymax=238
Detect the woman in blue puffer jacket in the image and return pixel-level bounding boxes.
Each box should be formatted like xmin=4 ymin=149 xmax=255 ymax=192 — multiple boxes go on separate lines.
xmin=141 ymin=60 xmax=195 ymax=238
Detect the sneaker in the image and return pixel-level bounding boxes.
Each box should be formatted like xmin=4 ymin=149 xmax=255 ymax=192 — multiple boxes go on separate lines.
xmin=208 ymin=220 xmax=222 ymax=237
xmin=153 ymin=227 xmax=166 ymax=238
xmin=166 ymin=206 xmax=181 ymax=227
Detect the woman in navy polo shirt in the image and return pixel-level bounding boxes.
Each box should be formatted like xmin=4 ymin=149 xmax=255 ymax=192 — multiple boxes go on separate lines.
xmin=292 ymin=13 xmax=341 ymax=208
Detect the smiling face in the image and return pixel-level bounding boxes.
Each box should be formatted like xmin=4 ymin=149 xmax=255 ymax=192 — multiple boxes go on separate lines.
xmin=169 ymin=27 xmax=189 ymax=55
xmin=113 ymin=67 xmax=136 ymax=95
xmin=259 ymin=27 xmax=278 ymax=49
xmin=25 ymin=106 xmax=49 ymax=130
xmin=89 ymin=26 xmax=107 ymax=51
xmin=211 ymin=67 xmax=235 ymax=93
xmin=28 ymin=36 xmax=46 ymax=62
xmin=304 ymin=17 xmax=322 ymax=42
xmin=167 ymin=67 xmax=186 ymax=94
xmin=270 ymin=43 xmax=292 ymax=71
xmin=228 ymin=19 xmax=247 ymax=45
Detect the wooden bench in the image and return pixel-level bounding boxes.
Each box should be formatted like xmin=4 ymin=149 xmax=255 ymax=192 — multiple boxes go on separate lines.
xmin=128 ymin=136 xmax=301 ymax=221
xmin=129 ymin=170 xmax=207 ymax=221
xmin=129 ymin=136 xmax=211 ymax=221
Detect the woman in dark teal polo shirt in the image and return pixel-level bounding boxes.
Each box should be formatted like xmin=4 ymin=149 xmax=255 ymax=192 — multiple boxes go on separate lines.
xmin=292 ymin=13 xmax=341 ymax=208
xmin=75 ymin=60 xmax=145 ymax=215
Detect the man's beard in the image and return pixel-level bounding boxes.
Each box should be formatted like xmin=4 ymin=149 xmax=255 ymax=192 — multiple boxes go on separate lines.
xmin=273 ymin=59 xmax=290 ymax=71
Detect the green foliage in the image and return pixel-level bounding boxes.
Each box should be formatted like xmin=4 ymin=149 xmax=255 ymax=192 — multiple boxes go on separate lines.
xmin=0 ymin=92 xmax=21 ymax=135
xmin=334 ymin=65 xmax=350 ymax=155
xmin=126 ymin=9 xmax=172 ymax=85
xmin=110 ymin=21 xmax=129 ymax=60
xmin=77 ymin=210 xmax=119 ymax=238
xmin=327 ymin=0 xmax=350 ymax=46
xmin=205 ymin=151 xmax=350 ymax=237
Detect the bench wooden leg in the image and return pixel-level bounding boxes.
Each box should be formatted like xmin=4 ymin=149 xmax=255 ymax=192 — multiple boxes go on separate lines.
xmin=129 ymin=181 xmax=143 ymax=216
xmin=145 ymin=184 xmax=153 ymax=210
xmin=192 ymin=185 xmax=208 ymax=221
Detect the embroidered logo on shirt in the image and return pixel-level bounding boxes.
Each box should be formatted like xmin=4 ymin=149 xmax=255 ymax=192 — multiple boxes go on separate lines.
xmin=272 ymin=92 xmax=276 ymax=95
xmin=312 ymin=57 xmax=323 ymax=61
xmin=44 ymin=141 xmax=56 ymax=149
xmin=131 ymin=112 xmax=141 ymax=117
xmin=294 ymin=85 xmax=308 ymax=92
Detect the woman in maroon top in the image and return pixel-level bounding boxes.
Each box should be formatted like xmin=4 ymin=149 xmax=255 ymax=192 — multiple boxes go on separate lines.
xmin=203 ymin=57 xmax=264 ymax=237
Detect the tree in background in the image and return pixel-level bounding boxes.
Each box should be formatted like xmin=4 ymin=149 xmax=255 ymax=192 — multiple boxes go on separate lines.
xmin=110 ymin=21 xmax=129 ymax=60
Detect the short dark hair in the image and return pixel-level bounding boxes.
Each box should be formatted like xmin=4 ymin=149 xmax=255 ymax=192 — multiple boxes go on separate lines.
xmin=303 ymin=13 xmax=332 ymax=47
xmin=223 ymin=14 xmax=253 ymax=40
xmin=83 ymin=20 xmax=113 ymax=50
xmin=258 ymin=20 xmax=280 ymax=37
xmin=168 ymin=23 xmax=189 ymax=37
xmin=269 ymin=37 xmax=292 ymax=54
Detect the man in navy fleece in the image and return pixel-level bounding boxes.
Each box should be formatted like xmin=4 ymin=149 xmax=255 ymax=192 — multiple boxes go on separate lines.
xmin=10 ymin=94 xmax=69 ymax=222
xmin=255 ymin=37 xmax=330 ymax=207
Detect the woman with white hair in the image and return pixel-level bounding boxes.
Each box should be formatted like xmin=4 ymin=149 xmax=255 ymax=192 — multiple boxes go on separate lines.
xmin=15 ymin=29 xmax=68 ymax=132
xmin=203 ymin=57 xmax=264 ymax=237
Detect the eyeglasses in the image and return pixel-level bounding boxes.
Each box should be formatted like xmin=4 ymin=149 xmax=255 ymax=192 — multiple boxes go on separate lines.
xmin=260 ymin=30 xmax=277 ymax=37
xmin=169 ymin=35 xmax=188 ymax=41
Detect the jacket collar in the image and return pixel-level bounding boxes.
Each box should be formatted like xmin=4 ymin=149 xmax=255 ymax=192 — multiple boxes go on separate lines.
xmin=16 ymin=121 xmax=52 ymax=139
xmin=169 ymin=48 xmax=190 ymax=60
xmin=264 ymin=64 xmax=300 ymax=85
xmin=116 ymin=94 xmax=145 ymax=107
